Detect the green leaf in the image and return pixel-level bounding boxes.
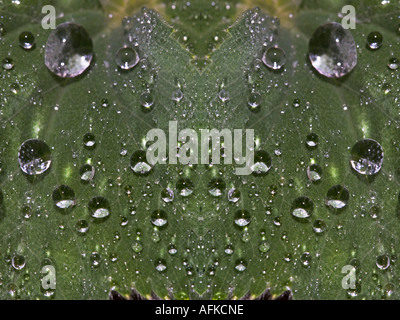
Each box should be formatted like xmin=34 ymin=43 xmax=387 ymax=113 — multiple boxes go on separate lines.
xmin=0 ymin=0 xmax=399 ymax=300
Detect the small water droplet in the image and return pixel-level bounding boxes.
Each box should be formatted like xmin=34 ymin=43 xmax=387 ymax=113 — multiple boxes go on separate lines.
xmin=168 ymin=244 xmax=178 ymax=255
xmin=387 ymin=57 xmax=399 ymax=70
xmin=224 ymin=245 xmax=234 ymax=255
xmin=366 ymin=31 xmax=383 ymax=50
xmin=79 ymin=164 xmax=95 ymax=182
xmin=234 ymin=259 xmax=247 ymax=272
xmin=130 ymin=150 xmax=152 ymax=175
xmin=132 ymin=241 xmax=143 ymax=253
xmin=172 ymin=89 xmax=184 ymax=102
xmin=139 ymin=92 xmax=155 ymax=112
xmin=218 ymin=89 xmax=230 ymax=102
xmin=45 ymin=22 xmax=93 ymax=78
xmin=305 ymin=133 xmax=319 ymax=149
xmin=307 ymin=164 xmax=322 ymax=183
xmin=251 ymin=150 xmax=272 ymax=175
xmin=227 ymin=188 xmax=240 ymax=203
xmin=83 ymin=133 xmax=96 ymax=149
xmin=155 ymin=259 xmax=167 ymax=272
xmin=247 ymin=92 xmax=262 ymax=112
xmin=325 ymin=185 xmax=349 ymax=210
xmin=262 ymin=47 xmax=286 ymax=70
xmin=18 ymin=139 xmax=52 ymax=176
xmin=313 ymin=219 xmax=327 ymax=234
xmin=116 ymin=46 xmax=139 ymax=70
xmin=176 ymin=178 xmax=194 ymax=197
xmin=292 ymin=98 xmax=301 ymax=108
xmin=259 ymin=241 xmax=270 ymax=253
xmin=350 ymin=139 xmax=383 ymax=175
xmin=300 ymin=252 xmax=312 ymax=268
xmin=90 ymin=252 xmax=101 ymax=268
xmin=52 ymin=185 xmax=76 ymax=210
xmin=234 ymin=209 xmax=251 ymax=227
xmin=208 ymin=178 xmax=226 ymax=197
xmin=75 ymin=219 xmax=89 ymax=234
xmin=161 ymin=188 xmax=174 ymax=203
xmin=291 ymin=196 xmax=313 ymax=219
xmin=19 ymin=31 xmax=35 ymax=50
xmin=2 ymin=57 xmax=14 ymax=70
xmin=376 ymin=254 xmax=390 ymax=270
xmin=88 ymin=196 xmax=110 ymax=219
xmin=12 ymin=255 xmax=26 ymax=270
xmin=151 ymin=210 xmax=168 ymax=227
xmin=308 ymin=22 xmax=357 ymax=78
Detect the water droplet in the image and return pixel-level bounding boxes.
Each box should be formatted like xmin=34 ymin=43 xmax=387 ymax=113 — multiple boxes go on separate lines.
xmin=350 ymin=139 xmax=383 ymax=175
xmin=12 ymin=255 xmax=26 ymax=270
xmin=176 ymin=178 xmax=194 ymax=197
xmin=116 ymin=46 xmax=139 ymax=70
xmin=376 ymin=254 xmax=390 ymax=270
xmin=313 ymin=219 xmax=327 ymax=234
xmin=234 ymin=259 xmax=247 ymax=272
xmin=2 ymin=57 xmax=14 ymax=70
xmin=387 ymin=57 xmax=399 ymax=70
xmin=75 ymin=219 xmax=89 ymax=234
xmin=79 ymin=164 xmax=95 ymax=182
xmin=307 ymin=164 xmax=323 ymax=183
xmin=151 ymin=210 xmax=168 ymax=227
xmin=155 ymin=259 xmax=167 ymax=272
xmin=224 ymin=245 xmax=234 ymax=255
xmin=305 ymin=133 xmax=318 ymax=149
xmin=45 ymin=22 xmax=93 ymax=78
xmin=259 ymin=241 xmax=270 ymax=253
xmin=90 ymin=252 xmax=101 ymax=268
xmin=161 ymin=188 xmax=174 ymax=203
xmin=218 ymin=89 xmax=230 ymax=102
xmin=208 ymin=178 xmax=226 ymax=197
xmin=88 ymin=196 xmax=110 ymax=219
xmin=168 ymin=244 xmax=178 ymax=255
xmin=247 ymin=92 xmax=262 ymax=112
xmin=325 ymin=185 xmax=349 ymax=210
xmin=291 ymin=196 xmax=314 ymax=219
xmin=300 ymin=252 xmax=312 ymax=268
xmin=228 ymin=188 xmax=240 ymax=203
xmin=19 ymin=31 xmax=35 ymax=50
xmin=130 ymin=150 xmax=152 ymax=175
xmin=292 ymin=98 xmax=301 ymax=108
xmin=132 ymin=241 xmax=143 ymax=253
xmin=366 ymin=31 xmax=383 ymax=50
xmin=234 ymin=209 xmax=251 ymax=227
xmin=52 ymin=185 xmax=76 ymax=210
xmin=83 ymin=133 xmax=96 ymax=149
xmin=262 ymin=47 xmax=286 ymax=70
xmin=18 ymin=139 xmax=52 ymax=176
xmin=139 ymin=92 xmax=155 ymax=112
xmin=308 ymin=22 xmax=357 ymax=78
xmin=172 ymin=89 xmax=184 ymax=102
xmin=251 ymin=150 xmax=272 ymax=175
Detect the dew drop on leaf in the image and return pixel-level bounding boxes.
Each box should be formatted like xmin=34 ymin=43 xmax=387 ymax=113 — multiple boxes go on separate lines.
xmin=75 ymin=219 xmax=89 ymax=234
xmin=18 ymin=139 xmax=52 ymax=176
xmin=247 ymin=92 xmax=262 ymax=112
xmin=262 ymin=47 xmax=286 ymax=70
xmin=308 ymin=22 xmax=357 ymax=78
xmin=116 ymin=46 xmax=139 ymax=70
xmin=305 ymin=133 xmax=319 ymax=149
xmin=130 ymin=150 xmax=152 ymax=175
xmin=227 ymin=188 xmax=240 ymax=203
xmin=313 ymin=219 xmax=327 ymax=234
xmin=2 ymin=57 xmax=14 ymax=70
xmin=44 ymin=22 xmax=93 ymax=78
xmin=291 ymin=196 xmax=313 ymax=219
xmin=19 ymin=31 xmax=35 ymax=50
xmin=307 ymin=164 xmax=323 ymax=183
xmin=251 ymin=150 xmax=272 ymax=175
xmin=11 ymin=254 xmax=26 ymax=270
xmin=52 ymin=185 xmax=76 ymax=210
xmin=83 ymin=133 xmax=96 ymax=149
xmin=366 ymin=31 xmax=383 ymax=50
xmin=155 ymin=259 xmax=167 ymax=272
xmin=208 ymin=177 xmax=226 ymax=197
xmin=234 ymin=209 xmax=251 ymax=227
xmin=234 ymin=259 xmax=247 ymax=272
xmin=151 ymin=210 xmax=168 ymax=227
xmin=350 ymin=139 xmax=384 ymax=175
xmin=161 ymin=188 xmax=174 ymax=203
xmin=139 ymin=92 xmax=155 ymax=112
xmin=88 ymin=196 xmax=110 ymax=219
xmin=325 ymin=185 xmax=349 ymax=210
xmin=79 ymin=164 xmax=95 ymax=183
xmin=376 ymin=254 xmax=390 ymax=270
xmin=176 ymin=177 xmax=194 ymax=196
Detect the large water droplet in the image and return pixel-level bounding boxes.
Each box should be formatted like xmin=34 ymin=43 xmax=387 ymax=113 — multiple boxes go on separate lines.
xmin=234 ymin=259 xmax=247 ymax=272
xmin=151 ymin=210 xmax=168 ymax=227
xmin=130 ymin=150 xmax=152 ymax=175
xmin=308 ymin=22 xmax=357 ymax=78
xmin=75 ymin=219 xmax=89 ymax=234
xmin=139 ymin=92 xmax=155 ymax=112
xmin=325 ymin=185 xmax=349 ymax=210
xmin=18 ymin=139 xmax=52 ymax=176
xmin=12 ymin=254 xmax=26 ymax=270
xmin=228 ymin=188 xmax=240 ymax=203
xmin=2 ymin=57 xmax=14 ymax=70
xmin=262 ymin=47 xmax=286 ymax=70
xmin=313 ymin=219 xmax=327 ymax=234
xmin=52 ymin=185 xmax=76 ymax=210
xmin=307 ymin=164 xmax=323 ymax=183
xmin=155 ymin=259 xmax=167 ymax=272
xmin=116 ymin=46 xmax=139 ymax=70
xmin=83 ymin=133 xmax=96 ymax=149
xmin=79 ymin=164 xmax=95 ymax=183
xmin=247 ymin=92 xmax=262 ymax=112
xmin=45 ymin=22 xmax=93 ymax=78
xmin=208 ymin=178 xmax=226 ymax=197
xmin=350 ymin=139 xmax=383 ymax=175
xmin=88 ymin=196 xmax=110 ymax=219
xmin=132 ymin=241 xmax=143 ymax=253
xmin=161 ymin=188 xmax=174 ymax=203
xmin=19 ymin=31 xmax=35 ymax=50
xmin=376 ymin=254 xmax=390 ymax=270
xmin=291 ymin=196 xmax=313 ymax=219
